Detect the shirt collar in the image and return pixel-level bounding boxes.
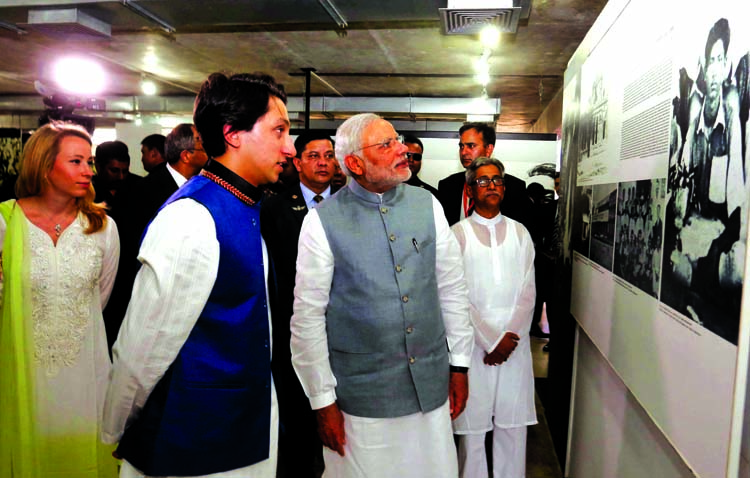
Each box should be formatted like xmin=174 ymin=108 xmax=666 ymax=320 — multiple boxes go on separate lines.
xmin=166 ymin=162 xmax=188 ymax=187
xmin=299 ymin=182 xmax=331 ymax=207
xmin=470 ymin=210 xmax=504 ymax=226
xmin=698 ymin=93 xmax=725 ymax=137
xmin=204 ymin=159 xmax=264 ymax=204
xmin=348 ymin=177 xmax=400 ymax=205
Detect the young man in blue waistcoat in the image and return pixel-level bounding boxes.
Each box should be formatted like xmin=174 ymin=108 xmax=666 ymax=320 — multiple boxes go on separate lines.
xmin=102 ymin=72 xmax=296 ymax=478
xmin=291 ymin=113 xmax=474 ymax=477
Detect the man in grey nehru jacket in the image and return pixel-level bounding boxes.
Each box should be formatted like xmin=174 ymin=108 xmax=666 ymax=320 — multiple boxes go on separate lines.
xmin=291 ymin=113 xmax=474 ymax=477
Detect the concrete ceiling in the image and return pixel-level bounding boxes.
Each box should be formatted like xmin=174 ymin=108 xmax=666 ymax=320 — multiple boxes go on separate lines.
xmin=0 ymin=0 xmax=607 ymax=132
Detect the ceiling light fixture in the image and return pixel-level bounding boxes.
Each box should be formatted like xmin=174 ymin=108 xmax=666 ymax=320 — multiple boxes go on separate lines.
xmin=121 ymin=0 xmax=175 ymax=34
xmin=53 ymin=57 xmax=106 ymax=95
xmin=480 ymin=25 xmax=500 ymax=49
xmin=141 ymin=76 xmax=157 ymax=95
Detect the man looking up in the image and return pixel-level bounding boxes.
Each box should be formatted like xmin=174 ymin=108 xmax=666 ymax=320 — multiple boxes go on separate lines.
xmin=438 ymin=122 xmax=529 ymax=226
xmin=452 ymin=157 xmax=537 ymax=478
xmin=261 ymin=131 xmax=336 ymax=478
xmin=140 ymin=133 xmax=166 ymax=173
xmin=402 ymin=133 xmax=438 ymax=196
xmin=291 ymin=113 xmax=473 ymax=477
xmin=103 ymin=72 xmax=295 ymax=478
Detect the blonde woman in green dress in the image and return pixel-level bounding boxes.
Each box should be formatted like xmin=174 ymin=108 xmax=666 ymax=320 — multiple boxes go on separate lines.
xmin=0 ymin=121 xmax=120 ymax=478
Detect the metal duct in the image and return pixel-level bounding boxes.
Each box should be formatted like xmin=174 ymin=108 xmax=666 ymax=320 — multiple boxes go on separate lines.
xmin=439 ymin=0 xmax=521 ymax=35
xmin=25 ymin=8 xmax=111 ymax=39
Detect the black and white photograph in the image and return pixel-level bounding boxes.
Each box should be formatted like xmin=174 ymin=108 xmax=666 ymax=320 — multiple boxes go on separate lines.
xmin=588 ymin=183 xmax=617 ymax=270
xmin=572 ymin=185 xmax=592 ymax=258
xmin=613 ymin=179 xmax=665 ymax=299
xmin=662 ymin=14 xmax=750 ymax=344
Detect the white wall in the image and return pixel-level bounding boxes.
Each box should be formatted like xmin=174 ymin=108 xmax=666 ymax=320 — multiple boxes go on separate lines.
xmin=568 ymin=330 xmax=695 ymax=478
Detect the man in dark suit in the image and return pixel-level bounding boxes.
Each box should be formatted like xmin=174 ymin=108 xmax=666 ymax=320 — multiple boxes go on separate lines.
xmin=103 ymin=124 xmax=207 ymax=349
xmin=402 ymin=133 xmax=438 ymax=197
xmin=437 ymin=122 xmax=530 ymax=226
xmin=93 ymin=140 xmax=142 ymax=219
xmin=261 ymin=131 xmax=336 ymax=478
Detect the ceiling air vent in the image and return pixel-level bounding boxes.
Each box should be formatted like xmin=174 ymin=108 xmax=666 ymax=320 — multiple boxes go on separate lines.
xmin=440 ymin=0 xmax=522 ymax=35
xmin=25 ymin=8 xmax=111 ymax=40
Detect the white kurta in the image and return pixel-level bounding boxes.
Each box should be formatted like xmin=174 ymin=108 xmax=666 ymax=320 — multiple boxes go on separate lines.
xmin=101 ymin=199 xmax=278 ymax=478
xmin=0 ymin=213 xmax=120 ymax=477
xmin=452 ymin=213 xmax=537 ymax=433
xmin=290 ymin=194 xmax=473 ymax=477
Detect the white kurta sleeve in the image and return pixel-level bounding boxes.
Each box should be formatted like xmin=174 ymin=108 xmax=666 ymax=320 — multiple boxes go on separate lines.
xmin=501 ymin=224 xmax=537 ymax=340
xmin=432 ymin=197 xmax=473 ymax=368
xmin=290 ymin=209 xmax=338 ymax=410
xmin=98 ymin=216 xmax=120 ymax=309
xmin=101 ymin=199 xmax=220 ymax=444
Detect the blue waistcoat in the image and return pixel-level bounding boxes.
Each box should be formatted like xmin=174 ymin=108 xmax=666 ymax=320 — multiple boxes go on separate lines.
xmin=316 ymin=181 xmax=449 ymax=418
xmin=118 ymin=176 xmax=272 ymax=476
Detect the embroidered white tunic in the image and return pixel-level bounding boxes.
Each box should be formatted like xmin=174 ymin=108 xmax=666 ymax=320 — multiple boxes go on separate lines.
xmin=452 ymin=213 xmax=537 ymax=432
xmin=0 ymin=213 xmax=120 ymax=477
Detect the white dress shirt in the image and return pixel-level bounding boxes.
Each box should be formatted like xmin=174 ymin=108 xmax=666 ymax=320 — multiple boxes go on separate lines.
xmin=299 ymin=182 xmax=331 ymax=209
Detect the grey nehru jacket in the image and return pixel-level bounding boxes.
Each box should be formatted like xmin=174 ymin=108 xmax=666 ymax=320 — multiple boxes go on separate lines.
xmin=315 ymin=180 xmax=450 ymax=418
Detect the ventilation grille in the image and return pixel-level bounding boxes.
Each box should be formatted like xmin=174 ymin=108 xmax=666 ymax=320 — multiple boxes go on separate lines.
xmin=439 ymin=7 xmax=521 ymax=35
xmin=25 ymin=8 xmax=111 ymax=40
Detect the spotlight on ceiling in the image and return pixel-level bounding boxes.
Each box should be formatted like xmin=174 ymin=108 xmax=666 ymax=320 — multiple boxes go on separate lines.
xmin=53 ymin=57 xmax=106 ymax=95
xmin=141 ymin=77 xmax=157 ymax=95
xmin=480 ymin=25 xmax=500 ymax=49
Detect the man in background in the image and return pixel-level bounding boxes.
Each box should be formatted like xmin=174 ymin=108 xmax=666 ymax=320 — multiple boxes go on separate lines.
xmin=93 ymin=139 xmax=141 ymax=215
xmin=104 ymin=123 xmax=208 ymax=349
xmin=140 ymin=133 xmax=166 ymax=173
xmin=402 ymin=133 xmax=438 ymax=196
xmin=438 ymin=122 xmax=529 ymax=226
xmin=261 ymin=131 xmax=336 ymax=478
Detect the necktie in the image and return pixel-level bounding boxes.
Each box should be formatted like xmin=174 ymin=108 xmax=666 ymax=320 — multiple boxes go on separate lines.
xmin=313 ymin=194 xmax=324 ymax=204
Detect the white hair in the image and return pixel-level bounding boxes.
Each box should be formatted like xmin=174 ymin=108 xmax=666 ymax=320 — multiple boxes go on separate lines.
xmin=334 ymin=113 xmax=381 ymax=176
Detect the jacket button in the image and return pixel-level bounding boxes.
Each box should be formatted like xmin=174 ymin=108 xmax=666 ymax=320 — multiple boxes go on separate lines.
xmin=402 ymin=295 xmax=409 ymax=303
xmin=381 ymin=207 xmax=388 ymax=214
xmin=406 ymin=326 xmax=414 ymax=334
xmin=389 ymin=234 xmax=396 ymax=241
xmin=395 ymin=265 xmax=402 ymax=272
xmin=409 ymin=356 xmax=416 ymax=364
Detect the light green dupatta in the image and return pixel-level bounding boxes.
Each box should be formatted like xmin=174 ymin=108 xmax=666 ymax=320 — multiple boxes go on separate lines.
xmin=0 ymin=199 xmax=40 ymax=478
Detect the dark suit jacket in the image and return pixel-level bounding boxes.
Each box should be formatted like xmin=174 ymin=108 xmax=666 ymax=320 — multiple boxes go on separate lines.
xmin=438 ymin=170 xmax=531 ymax=226
xmin=260 ymin=182 xmax=323 ymax=476
xmin=405 ymin=175 xmax=439 ymax=197
xmin=103 ymin=163 xmax=180 ymax=350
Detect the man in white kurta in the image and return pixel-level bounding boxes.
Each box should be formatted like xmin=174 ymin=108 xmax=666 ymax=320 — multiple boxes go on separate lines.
xmin=102 ymin=72 xmax=297 ymax=478
xmin=291 ymin=113 xmax=474 ymax=478
xmin=452 ymin=157 xmax=537 ymax=478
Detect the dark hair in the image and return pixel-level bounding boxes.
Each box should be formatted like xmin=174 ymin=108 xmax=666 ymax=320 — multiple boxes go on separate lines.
xmin=294 ymin=131 xmax=334 ymax=159
xmin=95 ymin=140 xmax=130 ymax=169
xmin=705 ymin=18 xmax=730 ymax=64
xmin=194 ymin=72 xmax=287 ymax=159
xmin=141 ymin=134 xmax=166 ymax=156
xmin=164 ymin=123 xmax=196 ymax=165
xmin=459 ymin=122 xmax=496 ymax=146
xmin=527 ymin=182 xmax=545 ymax=201
xmin=402 ymin=133 xmax=423 ymax=151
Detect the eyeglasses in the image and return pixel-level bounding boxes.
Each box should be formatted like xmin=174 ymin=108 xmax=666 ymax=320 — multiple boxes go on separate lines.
xmin=471 ymin=176 xmax=504 ymax=187
xmin=353 ymin=135 xmax=404 ymax=153
xmin=405 ymin=152 xmax=422 ymax=161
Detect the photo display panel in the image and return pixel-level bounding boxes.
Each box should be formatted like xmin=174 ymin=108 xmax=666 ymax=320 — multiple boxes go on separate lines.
xmin=564 ymin=0 xmax=750 ymax=475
